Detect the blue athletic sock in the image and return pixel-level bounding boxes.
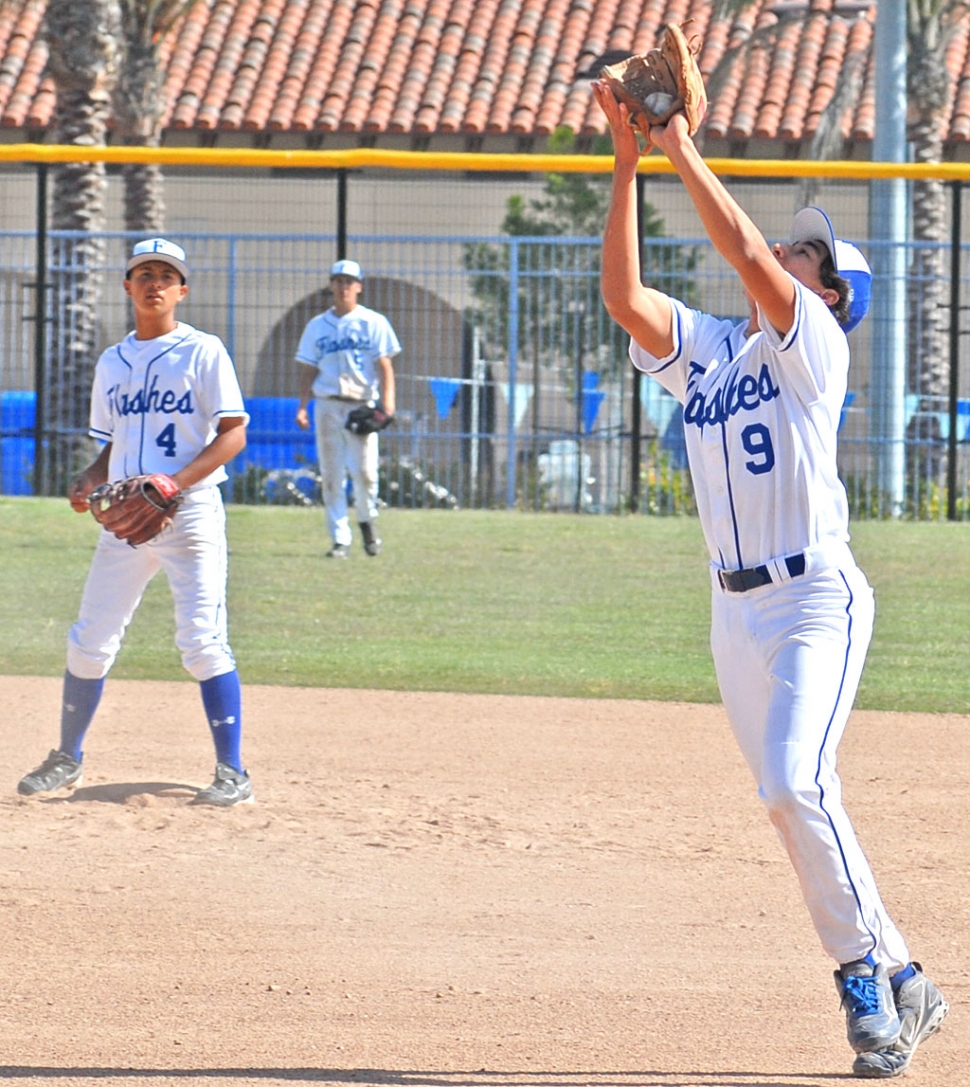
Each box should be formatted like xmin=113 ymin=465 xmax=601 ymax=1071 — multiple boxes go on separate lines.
xmin=199 ymin=670 xmax=243 ymax=772
xmin=60 ymin=670 xmax=105 ymax=762
xmin=891 ymin=963 xmax=916 ymax=990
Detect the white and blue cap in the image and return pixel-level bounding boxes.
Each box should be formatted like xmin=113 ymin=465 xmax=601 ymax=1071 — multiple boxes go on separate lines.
xmin=790 ymin=206 xmax=871 ymax=332
xmin=126 ymin=237 xmax=189 ymax=280
xmin=330 ymin=259 xmax=362 ymax=281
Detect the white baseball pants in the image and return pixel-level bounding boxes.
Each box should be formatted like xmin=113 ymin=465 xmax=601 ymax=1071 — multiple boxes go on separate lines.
xmin=67 ymin=486 xmax=236 ymax=683
xmin=710 ymin=546 xmax=911 ymax=970
xmin=313 ymin=396 xmax=380 ymax=546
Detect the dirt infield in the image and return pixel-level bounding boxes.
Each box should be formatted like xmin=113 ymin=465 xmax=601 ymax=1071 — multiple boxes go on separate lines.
xmin=0 ymin=675 xmax=966 ymax=1086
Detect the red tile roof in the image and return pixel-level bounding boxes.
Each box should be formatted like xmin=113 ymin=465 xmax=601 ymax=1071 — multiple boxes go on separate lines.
xmin=0 ymin=0 xmax=967 ymax=155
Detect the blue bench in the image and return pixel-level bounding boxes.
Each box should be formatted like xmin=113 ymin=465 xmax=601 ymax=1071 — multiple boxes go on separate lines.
xmin=0 ymin=391 xmax=36 ymax=495
xmin=234 ymin=396 xmax=317 ymax=472
xmin=0 ymin=392 xmax=321 ymax=496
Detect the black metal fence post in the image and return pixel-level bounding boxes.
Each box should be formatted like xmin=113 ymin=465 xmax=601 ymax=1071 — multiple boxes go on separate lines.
xmin=336 ymin=168 xmax=347 ymax=260
xmin=947 ymin=179 xmax=962 ymax=521
xmin=629 ymin=172 xmax=645 ymax=511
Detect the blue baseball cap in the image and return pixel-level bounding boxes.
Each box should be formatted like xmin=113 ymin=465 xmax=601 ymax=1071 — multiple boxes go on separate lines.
xmin=790 ymin=207 xmax=871 ymax=333
xmin=126 ymin=237 xmax=189 ymax=280
xmin=330 ymin=259 xmax=362 ymax=281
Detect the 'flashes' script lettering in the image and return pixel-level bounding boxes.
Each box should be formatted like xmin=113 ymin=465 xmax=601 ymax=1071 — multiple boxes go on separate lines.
xmin=109 ymin=374 xmax=194 ymax=417
xmin=684 ymin=362 xmax=780 ymax=430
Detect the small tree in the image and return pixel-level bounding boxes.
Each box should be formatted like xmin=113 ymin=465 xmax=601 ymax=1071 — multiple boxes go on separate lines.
xmin=463 ymin=128 xmax=700 ymax=387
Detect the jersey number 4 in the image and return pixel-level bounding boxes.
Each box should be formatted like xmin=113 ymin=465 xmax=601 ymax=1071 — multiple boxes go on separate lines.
xmin=156 ymin=422 xmax=177 ymax=458
xmin=741 ymin=423 xmax=775 ymax=475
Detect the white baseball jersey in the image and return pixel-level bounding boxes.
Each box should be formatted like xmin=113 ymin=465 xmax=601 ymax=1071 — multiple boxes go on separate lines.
xmin=89 ymin=322 xmax=249 ymax=489
xmin=295 ymin=304 xmax=401 ymax=402
xmin=630 ymin=280 xmax=850 ymax=571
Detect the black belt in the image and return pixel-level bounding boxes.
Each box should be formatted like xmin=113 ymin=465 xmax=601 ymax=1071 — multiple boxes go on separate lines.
xmin=718 ymin=552 xmax=806 ymax=593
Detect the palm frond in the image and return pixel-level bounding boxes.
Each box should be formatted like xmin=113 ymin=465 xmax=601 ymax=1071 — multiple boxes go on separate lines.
xmin=119 ymin=0 xmax=207 ymax=50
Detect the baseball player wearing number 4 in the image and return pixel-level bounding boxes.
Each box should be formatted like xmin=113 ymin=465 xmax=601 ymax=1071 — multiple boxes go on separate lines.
xmin=595 ymin=84 xmax=947 ymax=1079
xmin=18 ymin=238 xmax=253 ymax=807
xmin=295 ymin=259 xmax=400 ymax=559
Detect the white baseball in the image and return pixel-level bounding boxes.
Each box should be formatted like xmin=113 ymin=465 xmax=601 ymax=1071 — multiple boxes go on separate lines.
xmin=645 ymin=92 xmax=676 ymax=117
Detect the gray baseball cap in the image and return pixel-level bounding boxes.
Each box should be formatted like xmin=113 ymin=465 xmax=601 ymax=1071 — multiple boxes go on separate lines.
xmin=126 ymin=238 xmax=189 ymax=280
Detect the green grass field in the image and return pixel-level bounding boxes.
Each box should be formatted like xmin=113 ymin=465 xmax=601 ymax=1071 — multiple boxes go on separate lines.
xmin=2 ymin=496 xmax=967 ymax=713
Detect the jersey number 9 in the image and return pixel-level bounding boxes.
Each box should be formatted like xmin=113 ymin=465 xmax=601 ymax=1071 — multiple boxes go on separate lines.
xmin=742 ymin=423 xmax=774 ymax=475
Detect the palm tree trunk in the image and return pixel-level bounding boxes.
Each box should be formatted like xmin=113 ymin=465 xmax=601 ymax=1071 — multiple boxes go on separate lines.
xmin=115 ymin=5 xmax=194 ymax=234
xmin=906 ymin=177 xmax=949 ymax=499
xmin=903 ymin=2 xmax=959 ymax=506
xmin=43 ymin=0 xmax=121 ymax=494
xmin=122 ymin=159 xmax=166 ymax=234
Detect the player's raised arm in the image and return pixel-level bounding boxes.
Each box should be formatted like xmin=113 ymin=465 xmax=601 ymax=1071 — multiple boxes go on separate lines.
xmin=594 ymin=81 xmax=674 ymax=358
xmin=647 ymin=113 xmax=797 ymax=336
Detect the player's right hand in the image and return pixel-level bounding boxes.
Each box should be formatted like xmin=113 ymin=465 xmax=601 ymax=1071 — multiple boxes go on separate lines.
xmin=68 ymin=468 xmax=106 ymax=513
xmin=295 ymin=406 xmax=310 ymax=430
xmin=68 ymin=478 xmax=94 ymax=513
xmin=645 ymin=109 xmax=692 ymax=154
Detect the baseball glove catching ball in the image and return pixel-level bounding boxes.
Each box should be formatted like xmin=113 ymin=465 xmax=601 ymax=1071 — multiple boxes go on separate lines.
xmin=88 ymin=473 xmax=184 ymax=546
xmin=345 ymin=405 xmax=393 ymax=436
xmin=600 ymin=22 xmax=707 ymax=139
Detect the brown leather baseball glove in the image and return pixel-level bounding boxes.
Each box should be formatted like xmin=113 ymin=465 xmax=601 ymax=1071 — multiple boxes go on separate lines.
xmin=600 ymin=22 xmax=707 ymax=139
xmin=88 ymin=473 xmax=184 ymax=547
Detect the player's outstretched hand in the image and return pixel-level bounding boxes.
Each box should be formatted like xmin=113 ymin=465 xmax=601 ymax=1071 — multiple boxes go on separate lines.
xmin=644 ymin=109 xmax=693 ymax=155
xmin=592 ymin=81 xmax=642 ymax=168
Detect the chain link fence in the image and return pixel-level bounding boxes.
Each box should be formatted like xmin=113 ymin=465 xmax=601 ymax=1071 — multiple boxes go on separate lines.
xmin=1 ymin=158 xmax=969 ymax=519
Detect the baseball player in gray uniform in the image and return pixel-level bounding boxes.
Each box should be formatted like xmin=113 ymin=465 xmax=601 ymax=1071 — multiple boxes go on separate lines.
xmin=595 ymin=84 xmax=947 ymax=1078
xmin=295 ymin=259 xmax=400 ymax=558
xmin=18 ymin=238 xmax=252 ymax=807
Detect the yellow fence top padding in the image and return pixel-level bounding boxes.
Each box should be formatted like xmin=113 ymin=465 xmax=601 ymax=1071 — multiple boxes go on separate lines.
xmin=2 ymin=143 xmax=970 ymax=181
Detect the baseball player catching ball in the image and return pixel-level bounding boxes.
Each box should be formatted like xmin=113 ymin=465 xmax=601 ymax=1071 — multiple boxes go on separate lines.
xmin=18 ymin=238 xmax=252 ymax=807
xmin=595 ymin=83 xmax=947 ymax=1079
xmin=295 ymin=259 xmax=400 ymax=558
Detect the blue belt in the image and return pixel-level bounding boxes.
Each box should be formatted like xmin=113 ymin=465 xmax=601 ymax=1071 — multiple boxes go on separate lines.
xmin=718 ymin=552 xmax=807 ymax=593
